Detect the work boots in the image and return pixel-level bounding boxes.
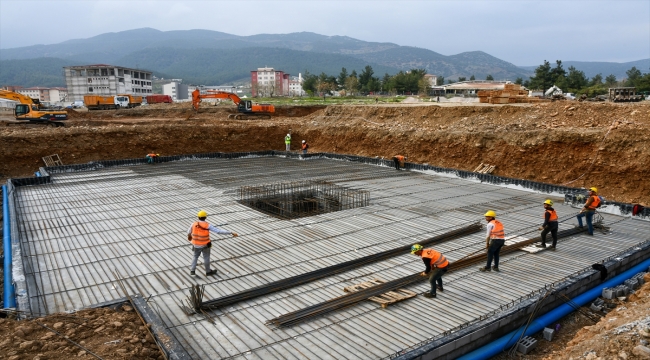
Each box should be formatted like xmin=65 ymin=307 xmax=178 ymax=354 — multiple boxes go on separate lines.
xmin=479 ymin=266 xmax=491 ymax=272
xmin=206 ymin=270 xmax=218 ymax=276
xmin=423 ymin=293 xmax=436 ymax=298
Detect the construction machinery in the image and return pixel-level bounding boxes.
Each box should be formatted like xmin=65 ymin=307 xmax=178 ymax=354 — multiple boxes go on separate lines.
xmin=84 ymin=95 xmax=130 ymax=110
xmin=191 ymin=89 xmax=275 ymax=119
xmin=0 ymin=89 xmax=67 ymax=126
xmin=609 ymin=87 xmax=644 ymax=102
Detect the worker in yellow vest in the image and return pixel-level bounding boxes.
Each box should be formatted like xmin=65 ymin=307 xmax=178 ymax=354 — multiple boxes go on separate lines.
xmin=411 ymin=244 xmax=449 ymax=298
xmin=480 ymin=210 xmax=505 ymax=272
xmin=187 ymin=210 xmax=238 ymax=276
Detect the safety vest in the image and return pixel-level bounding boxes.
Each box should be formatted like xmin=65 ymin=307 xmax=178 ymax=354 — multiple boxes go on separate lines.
xmin=394 ymin=155 xmax=405 ymax=162
xmin=489 ymin=220 xmax=505 ymax=240
xmin=302 ymin=143 xmax=308 ymax=150
xmin=147 ymin=153 xmax=157 ymax=157
xmin=545 ymin=209 xmax=558 ymax=222
xmin=421 ymin=249 xmax=449 ymax=268
xmin=285 ymin=135 xmax=291 ymax=144
xmin=586 ymin=195 xmax=601 ymax=210
xmin=191 ymin=221 xmax=210 ymax=246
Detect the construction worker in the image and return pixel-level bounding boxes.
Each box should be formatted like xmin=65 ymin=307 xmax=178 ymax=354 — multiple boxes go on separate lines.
xmin=577 ymin=187 xmax=600 ymax=236
xmin=393 ymin=155 xmax=406 ymax=170
xmin=411 ymin=244 xmax=449 ymax=298
xmin=284 ymin=133 xmax=291 ymax=152
xmin=301 ymin=140 xmax=309 ymax=154
xmin=187 ymin=210 xmax=238 ymax=276
xmin=480 ymin=210 xmax=505 ymax=272
xmin=146 ymin=152 xmax=159 ymax=164
xmin=536 ymin=199 xmax=559 ymax=250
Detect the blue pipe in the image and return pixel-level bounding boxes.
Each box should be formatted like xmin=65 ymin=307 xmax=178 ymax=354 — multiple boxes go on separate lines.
xmin=459 ymin=257 xmax=650 ymax=360
xmin=3 ymin=184 xmax=15 ymax=308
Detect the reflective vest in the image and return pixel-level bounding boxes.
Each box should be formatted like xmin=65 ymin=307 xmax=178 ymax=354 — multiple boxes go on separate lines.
xmin=394 ymin=155 xmax=405 ymax=162
xmin=302 ymin=143 xmax=308 ymax=150
xmin=586 ymin=195 xmax=601 ymax=210
xmin=285 ymin=135 xmax=291 ymax=144
xmin=191 ymin=221 xmax=210 ymax=246
xmin=147 ymin=153 xmax=157 ymax=157
xmin=421 ymin=249 xmax=449 ymax=268
xmin=545 ymin=209 xmax=558 ymax=222
xmin=489 ymin=220 xmax=505 ymax=240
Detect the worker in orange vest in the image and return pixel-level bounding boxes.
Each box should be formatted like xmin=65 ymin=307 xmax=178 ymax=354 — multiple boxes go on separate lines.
xmin=536 ymin=199 xmax=559 ymax=250
xmin=577 ymin=187 xmax=600 ymax=236
xmin=301 ymin=140 xmax=309 ymax=154
xmin=146 ymin=152 xmax=159 ymax=164
xmin=392 ymin=155 xmax=406 ymax=170
xmin=411 ymin=244 xmax=449 ymax=298
xmin=187 ymin=210 xmax=238 ymax=276
xmin=480 ymin=210 xmax=505 ymax=272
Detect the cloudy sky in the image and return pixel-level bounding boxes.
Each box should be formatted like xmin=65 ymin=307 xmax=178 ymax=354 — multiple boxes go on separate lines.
xmin=1 ymin=0 xmax=648 ymax=65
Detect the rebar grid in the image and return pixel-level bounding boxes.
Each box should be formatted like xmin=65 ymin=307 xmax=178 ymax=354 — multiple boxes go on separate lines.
xmin=239 ymin=180 xmax=370 ymax=219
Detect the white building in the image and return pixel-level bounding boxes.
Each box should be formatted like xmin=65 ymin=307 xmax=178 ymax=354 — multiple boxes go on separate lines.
xmin=162 ymin=81 xmax=189 ymax=101
xmin=424 ymin=74 xmax=439 ymax=87
xmin=288 ymin=74 xmax=305 ymax=96
xmin=15 ymin=87 xmax=68 ymax=103
xmin=64 ymin=64 xmax=153 ymax=101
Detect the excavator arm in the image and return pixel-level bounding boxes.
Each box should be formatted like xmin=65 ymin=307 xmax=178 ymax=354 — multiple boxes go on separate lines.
xmin=191 ymin=89 xmax=241 ymax=111
xmin=0 ymin=89 xmax=37 ymax=105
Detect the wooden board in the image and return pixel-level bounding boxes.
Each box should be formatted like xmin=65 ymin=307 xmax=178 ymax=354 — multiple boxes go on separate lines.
xmin=343 ymin=279 xmax=417 ymax=308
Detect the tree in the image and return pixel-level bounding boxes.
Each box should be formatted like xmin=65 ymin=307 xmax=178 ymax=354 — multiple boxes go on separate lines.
xmin=605 ymin=74 xmax=617 ymax=87
xmin=551 ymin=60 xmax=566 ymax=80
xmin=469 ymin=75 xmax=476 ymax=81
xmin=565 ymin=66 xmax=588 ymax=92
xmin=344 ymin=76 xmax=359 ymax=96
xmin=359 ymin=65 xmax=375 ymax=90
xmin=625 ymin=67 xmax=642 ymax=86
xmin=458 ymin=77 xmax=467 ymax=82
xmin=486 ymin=74 xmax=494 ymax=81
xmin=515 ymin=77 xmax=523 ymax=85
xmin=447 ymin=79 xmax=454 ymax=84
xmin=301 ymin=71 xmax=318 ymax=95
xmin=528 ymin=60 xmax=553 ymax=91
xmin=436 ymin=76 xmax=445 ymax=85
xmin=337 ymin=67 xmax=348 ymax=89
xmin=589 ymin=73 xmax=603 ymax=87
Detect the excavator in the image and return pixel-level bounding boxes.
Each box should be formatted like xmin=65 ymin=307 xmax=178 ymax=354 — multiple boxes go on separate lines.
xmin=0 ymin=89 xmax=68 ymax=126
xmin=191 ymin=89 xmax=275 ymax=120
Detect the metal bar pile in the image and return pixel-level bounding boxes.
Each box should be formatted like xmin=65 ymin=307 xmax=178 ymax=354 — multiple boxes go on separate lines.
xmin=239 ymin=180 xmax=370 ymax=219
xmin=267 ymin=226 xmax=587 ymax=327
xmin=196 ymin=223 xmax=482 ymax=311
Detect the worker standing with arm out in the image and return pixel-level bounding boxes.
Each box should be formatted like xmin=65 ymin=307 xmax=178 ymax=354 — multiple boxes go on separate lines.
xmin=411 ymin=244 xmax=449 ymax=299
xmin=577 ymin=187 xmax=600 ymax=236
xmin=284 ymin=133 xmax=291 ymax=152
xmin=188 ymin=210 xmax=238 ymax=276
xmin=480 ymin=210 xmax=505 ymax=272
xmin=536 ymin=200 xmax=558 ymax=250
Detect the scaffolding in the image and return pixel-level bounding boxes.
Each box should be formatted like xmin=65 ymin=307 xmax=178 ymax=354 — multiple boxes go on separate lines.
xmin=239 ymin=180 xmax=370 ymax=219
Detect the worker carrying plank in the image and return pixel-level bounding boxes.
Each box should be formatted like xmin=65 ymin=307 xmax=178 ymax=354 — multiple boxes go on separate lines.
xmin=577 ymin=187 xmax=600 ymax=236
xmin=479 ymin=210 xmax=505 ymax=272
xmin=411 ymin=244 xmax=448 ymax=298
xmin=392 ymin=155 xmax=406 ymax=170
xmin=536 ymin=199 xmax=558 ymax=250
xmin=187 ymin=210 xmax=238 ymax=276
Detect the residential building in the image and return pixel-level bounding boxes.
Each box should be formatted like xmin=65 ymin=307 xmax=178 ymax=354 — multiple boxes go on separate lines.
xmin=162 ymin=80 xmax=189 ymax=101
xmin=424 ymin=74 xmax=439 ymax=87
xmin=17 ymin=87 xmax=50 ymax=102
xmin=64 ymin=64 xmax=153 ymax=101
xmin=48 ymin=87 xmax=68 ymax=102
xmin=288 ymin=74 xmax=305 ymax=96
xmin=251 ymin=67 xmax=290 ymax=97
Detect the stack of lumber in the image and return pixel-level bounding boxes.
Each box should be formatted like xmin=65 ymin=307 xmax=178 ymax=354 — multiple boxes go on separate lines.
xmin=478 ymin=84 xmax=550 ymax=104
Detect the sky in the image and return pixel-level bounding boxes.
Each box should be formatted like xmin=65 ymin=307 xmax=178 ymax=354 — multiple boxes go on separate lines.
xmin=1 ymin=0 xmax=649 ymax=66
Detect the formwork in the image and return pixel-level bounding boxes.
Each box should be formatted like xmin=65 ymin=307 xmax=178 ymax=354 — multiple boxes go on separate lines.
xmin=6 ymin=152 xmax=650 ymax=359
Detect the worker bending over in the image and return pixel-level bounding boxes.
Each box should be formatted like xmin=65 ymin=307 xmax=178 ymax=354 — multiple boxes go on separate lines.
xmin=577 ymin=187 xmax=600 ymax=236
xmin=301 ymin=140 xmax=309 ymax=154
xmin=536 ymin=199 xmax=558 ymax=250
xmin=480 ymin=210 xmax=505 ymax=272
xmin=393 ymin=155 xmax=406 ymax=170
xmin=284 ymin=133 xmax=291 ymax=152
xmin=146 ymin=152 xmax=159 ymax=164
xmin=411 ymin=244 xmax=448 ymax=298
xmin=188 ymin=210 xmax=238 ymax=276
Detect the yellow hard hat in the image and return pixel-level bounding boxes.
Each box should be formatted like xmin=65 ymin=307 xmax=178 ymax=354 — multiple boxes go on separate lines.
xmin=544 ymin=199 xmax=554 ymax=206
xmin=410 ymin=244 xmax=423 ymax=254
xmin=197 ymin=210 xmax=208 ymax=218
xmin=589 ymin=187 xmax=598 ymax=193
xmin=484 ymin=210 xmax=496 ymax=218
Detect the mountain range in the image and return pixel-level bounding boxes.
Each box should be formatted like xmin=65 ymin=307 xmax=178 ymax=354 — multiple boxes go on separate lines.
xmin=0 ymin=28 xmax=647 ymax=88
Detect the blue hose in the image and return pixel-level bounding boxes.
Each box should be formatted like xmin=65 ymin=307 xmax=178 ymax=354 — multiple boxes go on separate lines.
xmin=3 ymin=184 xmax=15 ymax=308
xmin=459 ymin=257 xmax=650 ymax=360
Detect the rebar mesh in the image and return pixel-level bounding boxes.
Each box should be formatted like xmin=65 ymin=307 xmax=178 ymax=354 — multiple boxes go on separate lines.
xmin=239 ymin=180 xmax=369 ymax=219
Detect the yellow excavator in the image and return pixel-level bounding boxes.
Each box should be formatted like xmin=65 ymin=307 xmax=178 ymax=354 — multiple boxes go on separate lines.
xmin=0 ymin=89 xmax=68 ymax=126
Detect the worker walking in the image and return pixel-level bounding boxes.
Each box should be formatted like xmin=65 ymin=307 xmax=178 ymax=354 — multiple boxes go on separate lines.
xmin=577 ymin=187 xmax=600 ymax=236
xmin=146 ymin=152 xmax=159 ymax=164
xmin=411 ymin=244 xmax=449 ymax=298
xmin=187 ymin=210 xmax=238 ymax=276
xmin=480 ymin=210 xmax=505 ymax=272
xmin=284 ymin=133 xmax=291 ymax=152
xmin=301 ymin=140 xmax=309 ymax=154
xmin=392 ymin=155 xmax=406 ymax=170
xmin=536 ymin=199 xmax=559 ymax=250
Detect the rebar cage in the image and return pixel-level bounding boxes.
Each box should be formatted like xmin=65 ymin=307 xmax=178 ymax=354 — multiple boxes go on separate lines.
xmin=239 ymin=180 xmax=370 ymax=219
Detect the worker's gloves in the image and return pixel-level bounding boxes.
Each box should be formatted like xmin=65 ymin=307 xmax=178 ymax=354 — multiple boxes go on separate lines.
xmin=232 ymin=232 xmax=239 ymax=237
xmin=538 ymin=226 xmax=544 ymax=231
xmin=420 ymin=272 xmax=428 ymax=276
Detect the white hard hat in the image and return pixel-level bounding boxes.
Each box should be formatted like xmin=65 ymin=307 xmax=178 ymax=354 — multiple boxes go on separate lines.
xmin=302 ymin=140 xmax=305 ymax=143
xmin=287 ymin=133 xmax=290 ymax=136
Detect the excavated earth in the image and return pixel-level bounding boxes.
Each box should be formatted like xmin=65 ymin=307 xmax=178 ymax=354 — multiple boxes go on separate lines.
xmin=1 ymin=101 xmax=650 ymax=359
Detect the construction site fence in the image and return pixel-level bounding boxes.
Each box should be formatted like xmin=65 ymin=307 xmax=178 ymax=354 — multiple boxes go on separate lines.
xmin=5 ymin=150 xmax=647 ymax=218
